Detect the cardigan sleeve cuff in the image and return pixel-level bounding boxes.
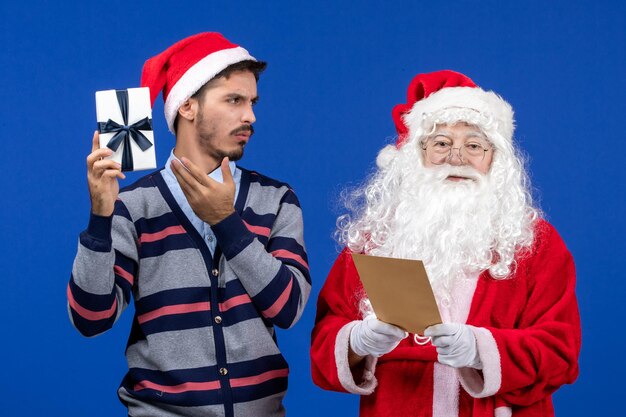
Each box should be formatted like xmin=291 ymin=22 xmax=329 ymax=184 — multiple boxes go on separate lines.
xmin=80 ymin=213 xmax=113 ymax=252
xmin=335 ymin=321 xmax=378 ymax=395
xmin=211 ymin=211 xmax=255 ymax=259
xmin=457 ymin=325 xmax=502 ymax=398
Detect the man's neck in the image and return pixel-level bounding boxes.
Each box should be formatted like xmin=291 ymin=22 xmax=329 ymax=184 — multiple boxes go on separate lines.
xmin=173 ymin=136 xmax=220 ymax=174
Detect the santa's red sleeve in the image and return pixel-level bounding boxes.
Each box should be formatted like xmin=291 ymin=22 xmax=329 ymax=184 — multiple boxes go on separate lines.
xmin=310 ymin=248 xmax=379 ymax=394
xmin=458 ymin=221 xmax=581 ymax=405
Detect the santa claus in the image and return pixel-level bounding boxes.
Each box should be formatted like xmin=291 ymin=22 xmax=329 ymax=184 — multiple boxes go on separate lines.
xmin=310 ymin=70 xmax=580 ymax=417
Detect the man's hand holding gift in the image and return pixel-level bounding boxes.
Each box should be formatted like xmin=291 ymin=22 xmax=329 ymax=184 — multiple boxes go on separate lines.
xmin=87 ymin=131 xmax=125 ymax=217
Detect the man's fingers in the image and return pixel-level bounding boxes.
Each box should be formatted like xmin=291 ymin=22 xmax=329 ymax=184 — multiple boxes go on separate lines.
xmin=93 ymin=159 xmax=122 ymax=175
xmin=203 ymin=157 xmax=234 ymax=189
xmin=179 ymin=157 xmax=208 ymax=186
xmin=101 ymin=169 xmax=125 ymax=180
xmin=87 ymin=147 xmax=113 ymax=168
xmin=221 ymin=157 xmax=234 ymax=185
xmin=171 ymin=159 xmax=200 ymax=192
xmin=91 ymin=130 xmax=100 ymax=153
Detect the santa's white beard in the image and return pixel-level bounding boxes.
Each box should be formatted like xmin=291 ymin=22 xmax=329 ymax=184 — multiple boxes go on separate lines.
xmin=339 ymin=137 xmax=539 ymax=313
xmin=367 ymin=164 xmax=498 ymax=305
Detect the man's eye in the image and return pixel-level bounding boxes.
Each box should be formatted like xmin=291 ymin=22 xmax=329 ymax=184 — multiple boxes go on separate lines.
xmin=466 ymin=143 xmax=482 ymax=150
xmin=433 ymin=141 xmax=451 ymax=148
xmin=228 ymin=97 xmax=241 ymax=104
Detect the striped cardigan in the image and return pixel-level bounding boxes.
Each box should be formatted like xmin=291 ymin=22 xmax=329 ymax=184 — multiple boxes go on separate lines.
xmin=68 ymin=167 xmax=311 ymax=417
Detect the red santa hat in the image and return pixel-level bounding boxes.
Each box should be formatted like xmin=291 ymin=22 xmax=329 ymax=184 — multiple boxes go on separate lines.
xmin=141 ymin=32 xmax=258 ymax=133
xmin=378 ymin=70 xmax=514 ymax=168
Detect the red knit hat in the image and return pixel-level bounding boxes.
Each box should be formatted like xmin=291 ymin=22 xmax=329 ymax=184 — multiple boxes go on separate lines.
xmin=392 ymin=70 xmax=475 ymax=143
xmin=141 ymin=32 xmax=257 ymax=133
xmin=375 ymin=70 xmax=514 ymax=169
xmin=390 ymin=70 xmax=514 ymax=148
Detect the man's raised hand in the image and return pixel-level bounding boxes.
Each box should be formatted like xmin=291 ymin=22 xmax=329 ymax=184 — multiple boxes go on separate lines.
xmin=171 ymin=156 xmax=236 ymax=225
xmin=87 ymin=131 xmax=125 ymax=216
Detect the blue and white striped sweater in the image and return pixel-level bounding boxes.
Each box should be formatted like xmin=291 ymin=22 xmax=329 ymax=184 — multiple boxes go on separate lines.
xmin=68 ymin=167 xmax=310 ymax=417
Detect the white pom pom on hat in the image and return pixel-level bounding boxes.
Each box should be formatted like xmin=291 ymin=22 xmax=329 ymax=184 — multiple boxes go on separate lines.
xmin=376 ymin=144 xmax=399 ymax=169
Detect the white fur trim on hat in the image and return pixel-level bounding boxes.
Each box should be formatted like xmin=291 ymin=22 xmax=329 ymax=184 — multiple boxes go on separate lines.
xmin=403 ymin=86 xmax=514 ymax=149
xmin=164 ymin=46 xmax=255 ymax=133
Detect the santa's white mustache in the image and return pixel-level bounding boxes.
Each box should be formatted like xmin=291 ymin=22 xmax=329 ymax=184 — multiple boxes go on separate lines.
xmin=426 ymin=164 xmax=484 ymax=182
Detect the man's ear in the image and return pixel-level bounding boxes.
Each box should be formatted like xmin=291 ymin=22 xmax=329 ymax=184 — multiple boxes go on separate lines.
xmin=177 ymin=99 xmax=197 ymax=122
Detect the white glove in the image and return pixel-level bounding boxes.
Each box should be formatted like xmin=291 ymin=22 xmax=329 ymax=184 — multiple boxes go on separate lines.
xmin=349 ymin=315 xmax=408 ymax=357
xmin=424 ymin=323 xmax=482 ymax=369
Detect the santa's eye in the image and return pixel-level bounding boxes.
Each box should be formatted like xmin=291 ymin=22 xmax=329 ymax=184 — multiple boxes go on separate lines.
xmin=432 ymin=140 xmax=451 ymax=148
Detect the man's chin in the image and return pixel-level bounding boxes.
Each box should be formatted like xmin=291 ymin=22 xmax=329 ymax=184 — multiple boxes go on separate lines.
xmin=221 ymin=149 xmax=244 ymax=162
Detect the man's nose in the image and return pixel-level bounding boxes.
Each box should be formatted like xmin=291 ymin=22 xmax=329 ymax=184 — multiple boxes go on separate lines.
xmin=242 ymin=103 xmax=256 ymax=124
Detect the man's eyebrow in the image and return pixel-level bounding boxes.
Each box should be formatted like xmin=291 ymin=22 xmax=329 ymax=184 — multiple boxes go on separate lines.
xmin=224 ymin=93 xmax=259 ymax=103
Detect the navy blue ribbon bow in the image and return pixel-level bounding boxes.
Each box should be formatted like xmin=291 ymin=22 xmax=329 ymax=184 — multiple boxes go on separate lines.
xmin=98 ymin=90 xmax=153 ymax=171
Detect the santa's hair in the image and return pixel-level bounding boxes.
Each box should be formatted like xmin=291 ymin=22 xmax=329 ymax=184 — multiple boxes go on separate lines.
xmin=336 ymin=109 xmax=540 ymax=283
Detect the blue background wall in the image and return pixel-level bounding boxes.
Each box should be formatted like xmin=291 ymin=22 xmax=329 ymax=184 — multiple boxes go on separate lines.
xmin=1 ymin=0 xmax=623 ymax=415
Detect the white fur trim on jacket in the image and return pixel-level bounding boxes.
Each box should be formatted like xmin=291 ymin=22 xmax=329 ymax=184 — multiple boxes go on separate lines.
xmin=335 ymin=321 xmax=378 ymax=395
xmin=433 ymin=362 xmax=459 ymax=417
xmin=457 ymin=325 xmax=502 ymax=398
xmin=164 ymin=46 xmax=255 ymax=133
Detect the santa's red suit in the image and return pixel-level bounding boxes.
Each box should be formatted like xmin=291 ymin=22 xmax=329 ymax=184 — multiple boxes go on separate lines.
xmin=310 ymin=220 xmax=580 ymax=417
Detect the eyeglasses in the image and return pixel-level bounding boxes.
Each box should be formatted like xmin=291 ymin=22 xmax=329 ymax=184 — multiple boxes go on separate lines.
xmin=421 ymin=136 xmax=493 ymax=165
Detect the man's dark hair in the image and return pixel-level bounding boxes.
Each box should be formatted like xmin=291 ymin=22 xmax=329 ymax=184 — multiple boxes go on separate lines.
xmin=192 ymin=60 xmax=267 ymax=101
xmin=174 ymin=60 xmax=267 ymax=132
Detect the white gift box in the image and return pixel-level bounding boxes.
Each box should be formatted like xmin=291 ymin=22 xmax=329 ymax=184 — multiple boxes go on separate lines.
xmin=95 ymin=87 xmax=156 ymax=172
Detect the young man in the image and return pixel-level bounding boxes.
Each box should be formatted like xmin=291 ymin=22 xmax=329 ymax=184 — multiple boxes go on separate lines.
xmin=310 ymin=70 xmax=580 ymax=416
xmin=68 ymin=32 xmax=310 ymax=417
